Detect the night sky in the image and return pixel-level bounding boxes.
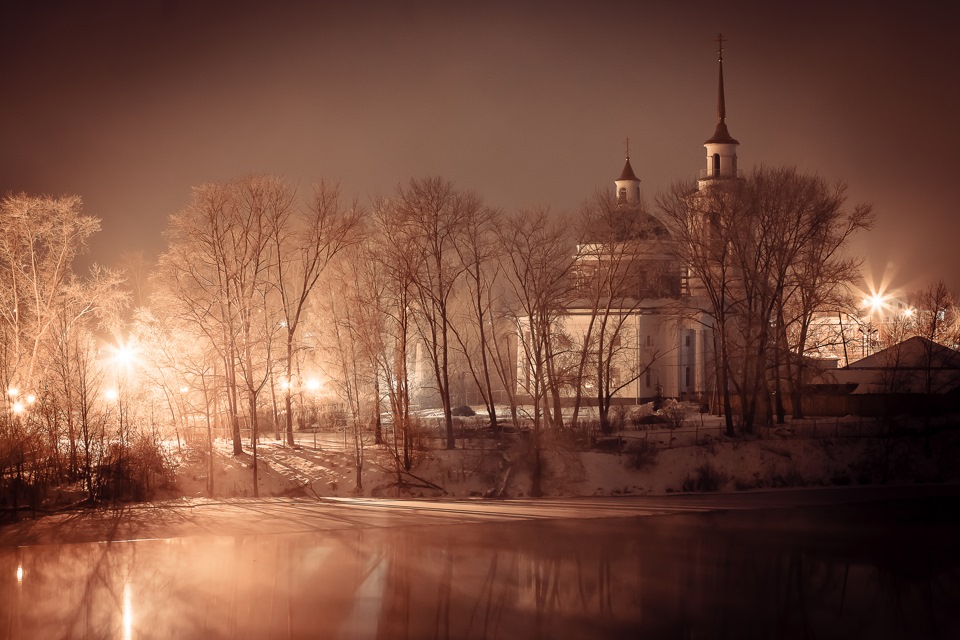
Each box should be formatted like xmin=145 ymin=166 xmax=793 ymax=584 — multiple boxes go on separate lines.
xmin=2 ymin=1 xmax=958 ymax=296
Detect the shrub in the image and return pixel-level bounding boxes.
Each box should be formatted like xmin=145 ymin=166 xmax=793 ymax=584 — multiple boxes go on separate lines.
xmin=634 ymin=414 xmax=670 ymax=426
xmin=660 ymin=399 xmax=686 ymax=430
xmin=451 ymin=405 xmax=476 ymax=417
xmin=771 ymin=467 xmax=805 ymax=488
xmin=682 ymin=462 xmax=726 ymax=492
xmin=625 ymin=439 xmax=659 ymax=470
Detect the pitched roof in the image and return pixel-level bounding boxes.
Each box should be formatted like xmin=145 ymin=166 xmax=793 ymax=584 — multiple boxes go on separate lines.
xmin=844 ymin=336 xmax=960 ymax=370
xmin=705 ymin=121 xmax=739 ymax=145
xmin=617 ymin=157 xmax=639 ymax=182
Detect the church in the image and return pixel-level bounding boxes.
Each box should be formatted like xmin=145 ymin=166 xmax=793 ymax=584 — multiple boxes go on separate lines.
xmin=519 ymin=37 xmax=742 ymax=408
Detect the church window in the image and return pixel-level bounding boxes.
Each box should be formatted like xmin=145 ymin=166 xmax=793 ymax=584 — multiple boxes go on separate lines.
xmin=645 ymin=370 xmax=651 ymax=388
xmin=618 ymin=187 xmax=627 ymax=202
xmin=646 ymin=335 xmax=652 ymax=347
xmin=685 ymin=366 xmax=691 ymax=387
xmin=712 ymin=153 xmax=721 ymax=175
xmin=685 ymin=335 xmax=691 ymax=347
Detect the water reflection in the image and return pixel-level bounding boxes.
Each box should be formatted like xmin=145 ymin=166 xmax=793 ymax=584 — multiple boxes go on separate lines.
xmin=1 ymin=500 xmax=958 ymax=639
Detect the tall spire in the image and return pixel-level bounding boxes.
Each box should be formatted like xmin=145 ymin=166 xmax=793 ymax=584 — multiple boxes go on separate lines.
xmin=717 ymin=33 xmax=726 ymax=123
xmin=699 ymin=34 xmax=740 ymax=187
xmin=705 ymin=32 xmax=738 ymax=145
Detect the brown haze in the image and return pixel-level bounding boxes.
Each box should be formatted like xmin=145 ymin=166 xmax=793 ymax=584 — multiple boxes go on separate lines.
xmin=1 ymin=0 xmax=957 ymax=294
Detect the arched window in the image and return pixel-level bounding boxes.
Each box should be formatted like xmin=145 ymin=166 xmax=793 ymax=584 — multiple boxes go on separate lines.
xmin=618 ymin=187 xmax=627 ymax=202
xmin=712 ymin=153 xmax=721 ymax=176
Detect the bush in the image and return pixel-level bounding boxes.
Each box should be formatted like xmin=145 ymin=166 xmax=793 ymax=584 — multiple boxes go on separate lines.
xmin=660 ymin=399 xmax=686 ymax=430
xmin=625 ymin=439 xmax=659 ymax=470
xmin=682 ymin=462 xmax=727 ymax=492
xmin=634 ymin=414 xmax=670 ymax=426
xmin=771 ymin=467 xmax=805 ymax=488
xmin=451 ymin=405 xmax=476 ymax=417
xmin=97 ymin=435 xmax=174 ymax=501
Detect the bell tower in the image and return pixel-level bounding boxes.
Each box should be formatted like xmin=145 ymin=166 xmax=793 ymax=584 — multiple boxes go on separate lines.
xmin=614 ymin=137 xmax=641 ymax=205
xmin=698 ymin=34 xmax=740 ymax=190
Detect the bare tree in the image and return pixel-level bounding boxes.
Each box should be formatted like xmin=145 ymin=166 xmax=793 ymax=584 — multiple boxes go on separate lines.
xmin=394 ymin=177 xmax=477 ymax=449
xmin=158 ymin=175 xmax=290 ymax=496
xmin=658 ymin=167 xmax=872 ymax=432
xmin=159 ymin=183 xmax=245 ymax=455
xmin=495 ymin=207 xmax=574 ymax=496
xmin=269 ymin=181 xmax=363 ymax=446
xmin=448 ymin=203 xmax=504 ymax=430
xmin=0 ymin=194 xmax=101 ymax=394
xmin=570 ymin=191 xmax=675 ymax=432
xmin=657 ymin=178 xmax=745 ymax=435
xmin=322 ymin=285 xmax=369 ymax=495
xmin=777 ymin=181 xmax=872 ymax=419
xmin=366 ymin=197 xmax=421 ymax=470
xmin=0 ymin=194 xmax=128 ymax=508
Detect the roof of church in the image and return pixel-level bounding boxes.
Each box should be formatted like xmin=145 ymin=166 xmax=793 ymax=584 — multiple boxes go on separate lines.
xmin=705 ymin=35 xmax=739 ymax=146
xmin=705 ymin=121 xmax=739 ymax=145
xmin=617 ymin=157 xmax=640 ymax=181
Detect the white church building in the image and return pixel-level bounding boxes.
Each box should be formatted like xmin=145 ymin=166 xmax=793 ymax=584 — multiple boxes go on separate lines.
xmin=519 ymin=38 xmax=742 ymax=406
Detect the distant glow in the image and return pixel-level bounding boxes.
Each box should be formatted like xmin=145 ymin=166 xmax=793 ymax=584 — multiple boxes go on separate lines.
xmin=7 ymin=387 xmax=18 ymax=397
xmin=305 ymin=378 xmax=321 ymax=392
xmin=26 ymin=394 xmax=36 ymax=405
xmin=179 ymin=386 xmax=189 ymax=393
xmin=903 ymin=307 xmax=914 ymax=318
xmin=863 ymin=294 xmax=886 ymax=313
xmin=11 ymin=402 xmax=25 ymax=414
xmin=16 ymin=565 xmax=22 ymax=583
xmin=109 ymin=340 xmax=139 ymax=372
xmin=279 ymin=378 xmax=291 ymax=391
xmin=105 ymin=388 xmax=119 ymax=402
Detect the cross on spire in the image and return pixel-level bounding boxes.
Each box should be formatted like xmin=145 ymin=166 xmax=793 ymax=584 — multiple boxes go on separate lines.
xmin=624 ymin=136 xmax=631 ymax=159
xmin=704 ymin=33 xmax=737 ymax=145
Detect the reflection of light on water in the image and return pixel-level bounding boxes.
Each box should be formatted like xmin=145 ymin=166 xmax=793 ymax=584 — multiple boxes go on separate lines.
xmin=16 ymin=564 xmax=23 ymax=584
xmin=123 ymin=582 xmax=133 ymax=640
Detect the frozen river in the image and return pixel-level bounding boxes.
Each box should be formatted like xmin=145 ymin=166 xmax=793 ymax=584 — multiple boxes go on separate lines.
xmin=2 ymin=487 xmax=958 ymax=639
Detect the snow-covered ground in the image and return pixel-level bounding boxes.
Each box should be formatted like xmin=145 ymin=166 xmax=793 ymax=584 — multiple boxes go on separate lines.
xmin=166 ymin=408 xmax=960 ymax=500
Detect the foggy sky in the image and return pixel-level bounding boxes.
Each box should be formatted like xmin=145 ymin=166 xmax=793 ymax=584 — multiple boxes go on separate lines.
xmin=1 ymin=0 xmax=957 ymax=297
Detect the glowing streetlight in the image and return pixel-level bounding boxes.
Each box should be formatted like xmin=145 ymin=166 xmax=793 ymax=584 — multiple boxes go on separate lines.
xmin=25 ymin=394 xmax=36 ymax=405
xmin=11 ymin=401 xmax=25 ymax=414
xmin=862 ymin=293 xmax=887 ymax=314
xmin=305 ymin=378 xmax=321 ymax=393
xmin=7 ymin=387 xmax=18 ymax=398
xmin=109 ymin=341 xmax=138 ymax=370
xmin=105 ymin=388 xmax=119 ymax=402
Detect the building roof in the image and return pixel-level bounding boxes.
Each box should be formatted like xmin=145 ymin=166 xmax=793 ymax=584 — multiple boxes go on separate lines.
xmin=617 ymin=157 xmax=639 ymax=182
xmin=844 ymin=336 xmax=960 ymax=370
xmin=705 ymin=121 xmax=739 ymax=145
xmin=831 ymin=337 xmax=960 ymax=394
xmin=704 ymin=37 xmax=739 ymax=146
